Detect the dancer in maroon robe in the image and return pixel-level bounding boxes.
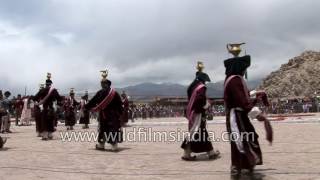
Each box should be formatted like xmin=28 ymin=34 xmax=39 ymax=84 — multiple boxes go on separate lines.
xmin=120 ymin=91 xmax=129 ymax=126
xmin=224 ymin=53 xmax=272 ymax=174
xmin=64 ymin=88 xmax=79 ymax=130
xmin=33 ymin=73 xmax=63 ymax=140
xmin=0 ymin=91 xmax=3 ymax=131
xmin=85 ymin=70 xmax=123 ymax=151
xmin=0 ymin=90 xmax=6 ymax=147
xmin=181 ymin=62 xmax=220 ymax=161
xmin=79 ymin=91 xmax=90 ymax=129
xmin=14 ymin=94 xmax=24 ymax=126
xmin=34 ymin=84 xmax=44 ymax=137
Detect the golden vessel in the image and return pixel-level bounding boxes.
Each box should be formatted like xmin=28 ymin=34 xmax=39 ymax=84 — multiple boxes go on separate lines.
xmin=100 ymin=70 xmax=108 ymax=81
xmin=47 ymin=72 xmax=52 ymax=79
xmin=196 ymin=61 xmax=204 ymax=72
xmin=227 ymin=43 xmax=245 ymax=57
xmin=70 ymin=88 xmax=75 ymax=94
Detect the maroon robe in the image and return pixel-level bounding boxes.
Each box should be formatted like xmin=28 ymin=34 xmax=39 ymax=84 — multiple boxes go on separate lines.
xmin=33 ymin=87 xmax=63 ymax=133
xmin=181 ymin=80 xmax=213 ymax=153
xmin=85 ymin=87 xmax=123 ymax=145
xmin=224 ymin=75 xmax=262 ymax=170
xmin=15 ymin=99 xmax=24 ymax=125
xmin=64 ymin=97 xmax=79 ymax=127
xmin=34 ymin=104 xmax=42 ymax=133
xmin=79 ymin=98 xmax=90 ymax=125
xmin=120 ymin=97 xmax=129 ymax=126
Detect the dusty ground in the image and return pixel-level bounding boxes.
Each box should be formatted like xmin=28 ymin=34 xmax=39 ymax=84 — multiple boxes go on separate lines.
xmin=0 ymin=114 xmax=320 ymax=180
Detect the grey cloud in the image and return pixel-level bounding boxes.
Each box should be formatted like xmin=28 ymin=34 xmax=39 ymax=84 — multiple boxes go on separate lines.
xmin=0 ymin=0 xmax=319 ymax=95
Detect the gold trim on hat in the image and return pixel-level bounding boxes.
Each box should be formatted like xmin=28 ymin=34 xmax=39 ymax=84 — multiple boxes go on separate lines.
xmin=47 ymin=72 xmax=52 ymax=80
xmin=196 ymin=61 xmax=204 ymax=72
xmin=70 ymin=88 xmax=75 ymax=94
xmin=100 ymin=69 xmax=108 ymax=81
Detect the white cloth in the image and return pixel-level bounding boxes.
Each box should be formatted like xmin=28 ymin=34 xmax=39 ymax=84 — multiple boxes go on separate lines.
xmin=1 ymin=114 xmax=10 ymax=132
xmin=230 ymin=108 xmax=245 ymax=153
xmin=187 ymin=113 xmax=202 ymax=141
xmin=248 ymin=106 xmax=262 ymax=120
xmin=20 ymin=99 xmax=32 ymax=125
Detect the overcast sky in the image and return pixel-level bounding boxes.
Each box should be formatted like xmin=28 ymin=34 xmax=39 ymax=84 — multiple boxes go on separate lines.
xmin=0 ymin=0 xmax=319 ymax=95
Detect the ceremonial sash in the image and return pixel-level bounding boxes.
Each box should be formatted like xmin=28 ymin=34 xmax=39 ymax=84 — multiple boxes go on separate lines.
xmin=186 ymin=83 xmax=205 ymax=130
xmin=38 ymin=86 xmax=55 ymax=105
xmin=92 ymin=88 xmax=116 ymax=112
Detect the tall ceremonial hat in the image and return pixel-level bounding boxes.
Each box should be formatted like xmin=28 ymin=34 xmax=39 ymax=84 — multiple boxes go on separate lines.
xmin=226 ymin=43 xmax=245 ymax=57
xmin=82 ymin=90 xmax=89 ymax=100
xmin=69 ymin=88 xmax=75 ymax=95
xmin=100 ymin=69 xmax=112 ymax=86
xmin=196 ymin=61 xmax=204 ymax=72
xmin=195 ymin=61 xmax=211 ymax=82
xmin=100 ymin=69 xmax=108 ymax=81
xmin=224 ymin=42 xmax=250 ymax=78
xmin=45 ymin=72 xmax=53 ymax=85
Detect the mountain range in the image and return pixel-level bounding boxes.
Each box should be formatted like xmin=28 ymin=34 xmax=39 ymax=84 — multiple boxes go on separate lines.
xmin=116 ymin=79 xmax=262 ymax=100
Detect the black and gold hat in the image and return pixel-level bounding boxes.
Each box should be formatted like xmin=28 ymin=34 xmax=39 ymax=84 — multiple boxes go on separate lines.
xmin=100 ymin=70 xmax=108 ymax=82
xmin=100 ymin=69 xmax=111 ymax=86
xmin=45 ymin=72 xmax=53 ymax=85
xmin=196 ymin=61 xmax=204 ymax=72
xmin=69 ymin=88 xmax=75 ymax=95
xmin=227 ymin=43 xmax=245 ymax=57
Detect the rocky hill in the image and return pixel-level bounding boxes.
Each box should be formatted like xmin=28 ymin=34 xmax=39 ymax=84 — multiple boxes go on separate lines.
xmin=258 ymin=51 xmax=320 ymax=98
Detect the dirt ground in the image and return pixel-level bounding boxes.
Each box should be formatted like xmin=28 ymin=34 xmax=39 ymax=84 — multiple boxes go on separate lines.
xmin=0 ymin=114 xmax=320 ymax=180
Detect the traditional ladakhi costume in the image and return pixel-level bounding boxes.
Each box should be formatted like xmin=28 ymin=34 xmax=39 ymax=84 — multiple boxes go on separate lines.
xmin=85 ymin=70 xmax=124 ymax=151
xmin=223 ymin=44 xmax=273 ymax=174
xmin=20 ymin=97 xmax=33 ymax=126
xmin=0 ymin=91 xmax=12 ymax=133
xmin=0 ymin=91 xmax=7 ymax=148
xmin=79 ymin=91 xmax=90 ymax=129
xmin=120 ymin=91 xmax=129 ymax=126
xmin=181 ymin=62 xmax=220 ymax=161
xmin=14 ymin=95 xmax=24 ymax=126
xmin=33 ymin=73 xmax=63 ymax=140
xmin=34 ymin=84 xmax=44 ymax=137
xmin=64 ymin=88 xmax=79 ymax=130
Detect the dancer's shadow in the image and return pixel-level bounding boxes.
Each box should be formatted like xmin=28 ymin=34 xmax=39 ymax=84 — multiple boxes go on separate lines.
xmin=191 ymin=153 xmax=221 ymax=161
xmin=90 ymin=147 xmax=131 ymax=153
xmin=230 ymin=168 xmax=276 ymax=180
xmin=0 ymin=147 xmax=12 ymax=151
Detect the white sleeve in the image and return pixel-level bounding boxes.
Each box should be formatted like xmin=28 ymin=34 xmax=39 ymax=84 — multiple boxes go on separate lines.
xmin=250 ymin=90 xmax=257 ymax=98
xmin=248 ymin=106 xmax=262 ymax=120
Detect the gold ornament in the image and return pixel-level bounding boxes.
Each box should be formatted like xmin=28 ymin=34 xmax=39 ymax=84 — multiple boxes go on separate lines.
xmin=100 ymin=69 xmax=108 ymax=81
xmin=196 ymin=61 xmax=204 ymax=72
xmin=227 ymin=43 xmax=245 ymax=57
